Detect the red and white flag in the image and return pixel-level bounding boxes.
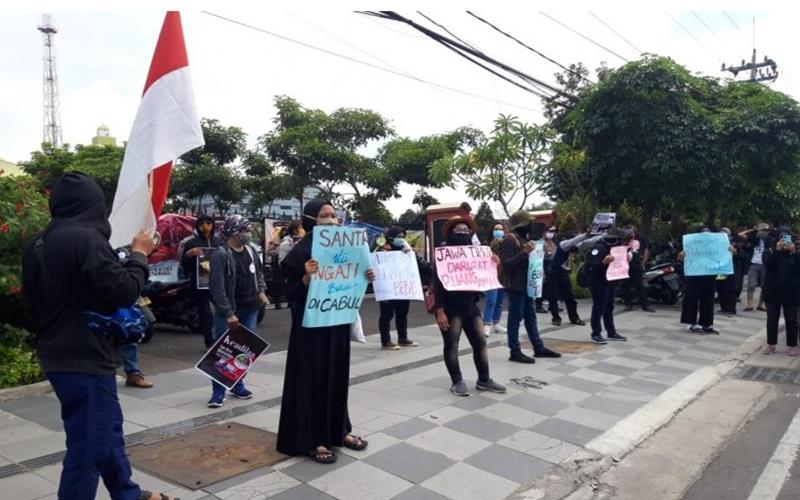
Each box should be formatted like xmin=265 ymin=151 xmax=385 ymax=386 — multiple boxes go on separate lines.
xmin=109 ymin=11 xmax=204 ymax=248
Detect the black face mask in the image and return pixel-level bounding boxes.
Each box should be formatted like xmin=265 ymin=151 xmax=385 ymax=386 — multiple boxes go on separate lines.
xmin=447 ymin=233 xmax=473 ymax=246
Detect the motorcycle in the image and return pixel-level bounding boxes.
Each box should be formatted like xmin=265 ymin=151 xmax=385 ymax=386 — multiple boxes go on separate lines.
xmin=642 ymin=262 xmax=683 ymax=305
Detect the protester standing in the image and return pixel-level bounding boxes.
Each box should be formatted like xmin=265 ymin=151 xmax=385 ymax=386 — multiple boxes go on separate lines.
xmin=679 ymin=226 xmax=724 ymax=334
xmin=716 ymin=227 xmax=739 ymax=316
xmin=541 ymin=226 xmax=562 ymax=324
xmin=432 ymin=216 xmax=506 ymax=396
xmin=547 ymin=231 xmax=599 ymax=326
xmin=22 ymin=172 xmax=174 ymax=500
xmin=181 ymin=214 xmax=224 ymax=348
xmin=483 ymin=222 xmax=508 ymax=336
xmin=277 ymin=200 xmax=375 ymax=464
xmin=620 ymin=221 xmax=655 ymax=313
xmin=762 ymin=228 xmax=800 ymax=355
xmin=741 ymin=223 xmax=770 ymax=312
xmin=207 ymin=215 xmax=268 ymax=408
xmin=586 ymin=229 xmax=629 ymax=344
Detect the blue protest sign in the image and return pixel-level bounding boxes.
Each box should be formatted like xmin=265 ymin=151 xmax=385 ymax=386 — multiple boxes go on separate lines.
xmin=683 ymin=233 xmax=733 ymax=276
xmin=303 ymin=226 xmax=371 ymax=328
xmin=527 ymin=240 xmax=545 ymax=298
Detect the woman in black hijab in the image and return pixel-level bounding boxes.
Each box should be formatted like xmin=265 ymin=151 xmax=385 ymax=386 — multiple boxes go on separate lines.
xmin=276 ymin=199 xmax=374 ymax=464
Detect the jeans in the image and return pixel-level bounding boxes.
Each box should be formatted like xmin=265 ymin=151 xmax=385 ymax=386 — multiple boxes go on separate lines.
xmin=589 ymin=282 xmax=618 ymax=337
xmin=440 ymin=305 xmax=490 ymax=384
xmin=767 ymin=303 xmax=799 ymax=347
xmin=379 ymin=300 xmax=410 ymax=344
xmin=506 ymin=290 xmax=545 ymax=352
xmin=194 ymin=289 xmax=214 ymax=347
xmin=47 ymin=372 xmax=141 ymax=500
xmin=482 ymin=288 xmax=505 ymax=324
xmin=120 ymin=344 xmax=140 ymax=375
xmin=212 ymin=310 xmax=259 ymax=395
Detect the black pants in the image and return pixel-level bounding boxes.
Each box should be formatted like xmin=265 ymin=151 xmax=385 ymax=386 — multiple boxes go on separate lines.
xmin=681 ymin=276 xmax=716 ymax=327
xmin=621 ymin=265 xmax=649 ymax=307
xmin=589 ymin=282 xmax=618 ymax=337
xmin=194 ymin=289 xmax=214 ymax=347
xmin=546 ymin=269 xmax=580 ymax=322
xmin=766 ymin=303 xmax=799 ymax=347
xmin=440 ymin=305 xmax=490 ymax=384
xmin=379 ymin=300 xmax=410 ymax=345
xmin=717 ymin=275 xmax=737 ymax=314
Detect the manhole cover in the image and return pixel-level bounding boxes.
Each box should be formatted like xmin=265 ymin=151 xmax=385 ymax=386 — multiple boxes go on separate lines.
xmin=544 ymin=339 xmax=599 ymax=354
xmin=740 ymin=365 xmax=800 ymax=385
xmin=127 ymin=422 xmax=287 ymax=490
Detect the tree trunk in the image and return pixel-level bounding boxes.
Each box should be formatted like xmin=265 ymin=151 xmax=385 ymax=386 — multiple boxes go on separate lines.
xmin=641 ymin=201 xmax=656 ymax=239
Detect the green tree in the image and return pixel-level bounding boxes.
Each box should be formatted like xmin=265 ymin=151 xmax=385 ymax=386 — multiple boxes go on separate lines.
xmin=20 ymin=143 xmax=75 ymax=192
xmin=397 ymin=209 xmax=422 ymax=226
xmin=67 ymin=144 xmax=125 ymax=209
xmin=474 ymin=201 xmax=496 ymax=243
xmin=182 ymin=118 xmax=247 ymax=166
xmin=350 ymin=194 xmax=394 ymax=226
xmin=412 ymin=189 xmax=439 ymax=211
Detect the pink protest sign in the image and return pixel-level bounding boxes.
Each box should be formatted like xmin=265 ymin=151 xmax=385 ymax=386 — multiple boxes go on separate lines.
xmin=606 ymin=245 xmax=630 ymax=281
xmin=434 ymin=245 xmax=502 ymax=292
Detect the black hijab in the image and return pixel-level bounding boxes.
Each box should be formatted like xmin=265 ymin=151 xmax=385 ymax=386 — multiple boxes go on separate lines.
xmin=301 ymin=199 xmax=332 ymax=233
xmin=285 ymin=199 xmax=333 ymax=274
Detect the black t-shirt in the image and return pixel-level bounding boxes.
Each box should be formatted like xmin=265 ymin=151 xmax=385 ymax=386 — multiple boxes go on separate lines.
xmin=232 ymin=248 xmax=259 ymax=313
xmin=629 ymin=237 xmax=650 ymax=267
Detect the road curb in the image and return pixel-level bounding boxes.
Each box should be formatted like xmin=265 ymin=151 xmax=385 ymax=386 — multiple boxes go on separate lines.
xmin=0 ymin=379 xmax=52 ymax=403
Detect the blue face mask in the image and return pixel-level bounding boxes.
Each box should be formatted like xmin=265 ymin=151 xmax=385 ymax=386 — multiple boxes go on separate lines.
xmin=392 ymin=237 xmax=406 ymax=248
xmin=493 ymin=230 xmax=504 ymax=239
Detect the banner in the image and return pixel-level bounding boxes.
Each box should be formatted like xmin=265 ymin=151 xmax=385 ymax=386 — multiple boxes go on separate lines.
xmin=434 ymin=245 xmax=502 ymax=292
xmin=591 ymin=212 xmax=616 ymax=235
xmin=148 ymin=259 xmax=180 ymax=283
xmin=196 ymin=248 xmax=216 ymax=289
xmin=371 ymin=251 xmax=424 ymax=301
xmin=683 ymin=233 xmax=734 ymax=276
xmin=606 ymin=245 xmax=630 ymax=281
xmin=527 ymin=240 xmax=545 ymax=298
xmin=195 ymin=324 xmax=270 ymax=390
xmin=303 ymin=226 xmax=371 ymax=328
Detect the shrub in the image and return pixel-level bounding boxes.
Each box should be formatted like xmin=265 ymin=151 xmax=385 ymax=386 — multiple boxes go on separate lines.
xmin=0 ymin=324 xmax=43 ymax=388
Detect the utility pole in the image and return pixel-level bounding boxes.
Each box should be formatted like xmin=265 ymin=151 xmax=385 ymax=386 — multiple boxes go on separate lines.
xmin=721 ymin=18 xmax=778 ymax=83
xmin=37 ymin=13 xmax=63 ymax=146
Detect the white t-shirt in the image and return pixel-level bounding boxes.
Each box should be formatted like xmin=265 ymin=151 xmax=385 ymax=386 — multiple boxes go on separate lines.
xmin=751 ymin=240 xmax=764 ymax=265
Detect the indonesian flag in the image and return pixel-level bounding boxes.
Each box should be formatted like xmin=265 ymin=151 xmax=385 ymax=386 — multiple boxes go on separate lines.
xmin=109 ymin=11 xmax=204 ymax=248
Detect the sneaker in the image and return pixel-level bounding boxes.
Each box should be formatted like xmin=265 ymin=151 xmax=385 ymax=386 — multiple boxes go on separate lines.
xmin=509 ymin=350 xmax=536 ymax=363
xmin=689 ymin=324 xmax=702 ymax=333
xmin=493 ymin=324 xmax=507 ymax=334
xmin=702 ymin=327 xmax=720 ymax=335
xmin=763 ymin=344 xmax=777 ymax=355
xmin=450 ymin=380 xmax=470 ymax=397
xmin=382 ymin=342 xmax=401 ymax=350
xmin=230 ymin=382 xmax=253 ymax=399
xmin=552 ymin=318 xmax=562 ymax=326
xmin=590 ymin=335 xmax=608 ymax=345
xmin=535 ymin=347 xmax=562 ymax=358
xmin=788 ymin=346 xmax=800 ymax=357
xmin=207 ymin=391 xmax=225 ymax=408
xmin=571 ymin=319 xmax=586 ymax=326
xmin=398 ymin=339 xmax=419 ymax=347
xmin=607 ymin=333 xmax=628 ymax=342
xmin=476 ymin=379 xmax=507 ymax=393
xmin=483 ymin=323 xmax=492 ymax=337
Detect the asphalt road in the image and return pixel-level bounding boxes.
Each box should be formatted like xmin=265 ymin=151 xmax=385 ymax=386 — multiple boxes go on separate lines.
xmin=133 ymin=297 xmax=436 ymax=375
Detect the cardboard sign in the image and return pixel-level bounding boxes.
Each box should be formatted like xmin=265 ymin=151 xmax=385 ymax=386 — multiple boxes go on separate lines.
xmin=527 ymin=240 xmax=545 ymax=298
xmin=195 ymin=324 xmax=270 ymax=390
xmin=196 ymin=248 xmax=216 ymax=289
xmin=434 ymin=245 xmax=502 ymax=292
xmin=591 ymin=212 xmax=616 ymax=235
xmin=606 ymin=245 xmax=630 ymax=281
xmin=683 ymin=233 xmax=734 ymax=276
xmin=303 ymin=226 xmax=372 ymax=328
xmin=371 ymin=251 xmax=424 ymax=301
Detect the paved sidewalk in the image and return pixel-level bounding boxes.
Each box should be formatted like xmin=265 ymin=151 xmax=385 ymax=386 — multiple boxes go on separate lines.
xmin=0 ymin=304 xmax=767 ymax=500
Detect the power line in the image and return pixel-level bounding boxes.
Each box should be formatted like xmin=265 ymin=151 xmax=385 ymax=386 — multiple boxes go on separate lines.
xmin=417 ymin=11 xmax=480 ymax=52
xmin=466 ymin=11 xmax=594 ymax=85
xmin=691 ymin=11 xmax=716 ymax=36
xmin=200 ymin=11 xmax=541 ymax=112
xmin=723 ymin=11 xmax=742 ymax=32
xmin=539 ymin=11 xmax=629 ymax=63
xmin=587 ymin=11 xmax=642 ymax=55
xmin=665 ymin=12 xmax=709 ymax=50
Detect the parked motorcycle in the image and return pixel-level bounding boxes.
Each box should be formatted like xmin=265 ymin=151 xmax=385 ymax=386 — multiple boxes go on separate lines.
xmin=642 ymin=262 xmax=683 ymax=305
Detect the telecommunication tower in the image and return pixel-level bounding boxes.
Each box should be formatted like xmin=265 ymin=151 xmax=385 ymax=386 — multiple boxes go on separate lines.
xmin=37 ymin=14 xmax=63 ymax=146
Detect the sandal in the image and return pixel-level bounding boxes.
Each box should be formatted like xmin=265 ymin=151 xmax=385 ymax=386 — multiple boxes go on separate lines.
xmin=139 ymin=492 xmax=179 ymax=500
xmin=310 ymin=446 xmax=337 ymax=464
xmin=343 ymin=435 xmax=369 ymax=451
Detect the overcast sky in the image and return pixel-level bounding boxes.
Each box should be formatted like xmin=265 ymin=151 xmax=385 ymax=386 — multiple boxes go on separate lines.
xmin=1 ymin=1 xmax=796 ymax=217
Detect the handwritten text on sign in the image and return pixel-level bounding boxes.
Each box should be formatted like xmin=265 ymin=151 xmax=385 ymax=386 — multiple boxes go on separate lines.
xmin=527 ymin=240 xmax=544 ymax=298
xmin=371 ymin=251 xmax=424 ymax=301
xmin=303 ymin=226 xmax=372 ymax=328
xmin=435 ymin=245 xmax=502 ymax=292
xmin=683 ymin=232 xmax=733 ymax=276
xmin=606 ymin=245 xmax=630 ymax=281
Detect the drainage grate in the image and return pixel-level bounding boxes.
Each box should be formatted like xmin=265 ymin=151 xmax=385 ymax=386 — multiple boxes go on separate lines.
xmin=740 ymin=365 xmax=800 ymax=385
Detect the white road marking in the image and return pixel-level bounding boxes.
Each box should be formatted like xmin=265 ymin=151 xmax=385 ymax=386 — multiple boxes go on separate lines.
xmin=748 ymin=407 xmax=800 ymax=500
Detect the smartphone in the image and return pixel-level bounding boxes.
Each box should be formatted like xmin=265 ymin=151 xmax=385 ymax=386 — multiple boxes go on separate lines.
xmin=783 ymin=234 xmax=792 ymax=243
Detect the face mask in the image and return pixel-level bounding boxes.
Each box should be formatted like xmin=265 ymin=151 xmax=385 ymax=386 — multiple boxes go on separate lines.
xmin=317 ymin=216 xmax=338 ymax=226
xmin=392 ymin=237 xmax=406 ymax=248
xmin=447 ymin=233 xmax=473 ymax=246
xmin=238 ymin=232 xmax=252 ymax=245
xmin=545 ymin=232 xmax=555 ymax=240
xmin=604 ymin=237 xmax=619 ymax=246
xmin=492 ymin=230 xmax=504 ymax=239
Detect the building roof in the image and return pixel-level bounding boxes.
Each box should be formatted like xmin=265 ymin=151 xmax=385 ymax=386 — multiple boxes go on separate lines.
xmin=0 ymin=158 xmax=25 ymax=176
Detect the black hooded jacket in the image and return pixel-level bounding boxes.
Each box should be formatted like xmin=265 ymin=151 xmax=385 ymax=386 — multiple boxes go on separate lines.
xmin=22 ymin=172 xmax=149 ymax=375
xmin=180 ymin=217 xmax=223 ymax=288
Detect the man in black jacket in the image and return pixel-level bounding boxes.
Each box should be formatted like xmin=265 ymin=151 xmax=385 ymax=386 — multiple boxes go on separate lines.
xmin=181 ymin=214 xmax=223 ymax=348
xmin=22 ymin=172 xmax=174 ymax=500
xmin=586 ymin=229 xmax=628 ymax=344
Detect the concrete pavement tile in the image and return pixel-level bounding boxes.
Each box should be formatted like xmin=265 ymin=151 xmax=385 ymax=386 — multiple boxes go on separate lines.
xmin=548 ymin=363 xmax=581 ymax=375
xmin=535 ymin=384 xmax=592 ymax=405
xmin=282 ymin=454 xmax=356 ymax=484
xmin=692 ymin=344 xmax=730 ymax=355
xmin=499 ymin=430 xmax=581 ymax=464
xmin=642 ymin=342 xmax=683 ymax=354
xmin=504 ymin=393 xmax=570 ymax=416
xmin=658 ymin=357 xmax=708 ymax=370
xmin=162 ymin=486 xmax=215 ymax=500
xmin=406 ymin=426 xmax=491 ymax=461
xmin=614 ymin=376 xmax=670 ymax=395
xmin=628 ymin=346 xmax=677 ymax=358
xmin=566 ymin=368 xmax=624 ymax=385
xmin=228 ymin=407 xmax=281 ymax=432
xmin=339 ymin=432 xmax=400 ymax=459
xmin=148 ymin=387 xmax=220 ymax=407
xmin=639 ymin=362 xmax=692 ymax=376
xmin=0 ymin=472 xmax=57 ymax=500
xmin=444 ymin=414 xmax=519 ymax=442
xmin=476 ymin=402 xmax=548 ymax=428
xmin=551 ymin=375 xmax=607 ymax=394
xmin=531 ymin=418 xmax=603 ymax=446
xmin=675 ymin=349 xmax=719 ymax=361
xmin=578 ymin=395 xmax=644 ymax=417
xmin=382 ymin=418 xmax=438 ymax=440
xmin=203 ymin=465 xmax=275 ymax=493
xmin=267 ymin=483 xmax=336 ymax=499
xmin=360 ymin=413 xmax=412 ymax=433
xmin=309 ymin=461 xmax=413 ymax=500
xmin=0 ymin=432 xmax=65 ymax=462
xmin=597 ymin=386 xmax=656 ymax=404
xmin=419 ymin=406 xmax=471 ymax=425
xmin=601 ymin=355 xmax=651 ymax=370
xmin=364 ymin=442 xmax=454 ymax=483
xmin=450 ymin=394 xmax=496 ymax=411
xmin=553 ymin=405 xmax=619 ymax=431
xmin=123 ymin=407 xmax=199 ymax=428
xmin=347 ymin=405 xmax=393 ymax=426
xmin=215 ymin=471 xmax=299 ymax=500
xmin=463 ymin=444 xmax=551 ymax=483
xmin=0 ymin=421 xmax=55 ymax=447
xmin=390 ymin=485 xmax=451 ymax=500
xmin=589 ymin=361 xmax=639 ymax=377
xmin=616 ymin=351 xmax=662 ymax=364
xmin=0 ymin=396 xmax=58 ymax=413
xmin=564 ymin=358 xmax=598 ymax=368
xmin=421 ymin=462 xmax=518 ymax=500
